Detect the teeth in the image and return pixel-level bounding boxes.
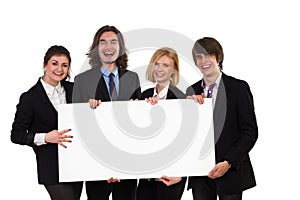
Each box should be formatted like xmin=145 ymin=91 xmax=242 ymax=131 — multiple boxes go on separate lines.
xmin=104 ymin=52 xmax=114 ymax=55
xmin=155 ymin=73 xmax=165 ymax=77
xmin=54 ymin=72 xmax=63 ymax=76
xmin=202 ymin=65 xmax=210 ymax=69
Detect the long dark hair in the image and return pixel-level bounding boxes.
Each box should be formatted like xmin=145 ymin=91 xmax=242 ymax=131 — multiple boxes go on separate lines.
xmin=87 ymin=25 xmax=128 ymax=70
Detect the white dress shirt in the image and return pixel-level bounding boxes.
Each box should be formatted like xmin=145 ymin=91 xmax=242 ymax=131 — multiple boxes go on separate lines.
xmin=153 ymin=82 xmax=170 ymax=100
xmin=203 ymin=73 xmax=222 ymax=107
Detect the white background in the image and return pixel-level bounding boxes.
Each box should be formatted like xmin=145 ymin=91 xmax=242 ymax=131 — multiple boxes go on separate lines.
xmin=1 ymin=0 xmax=299 ymax=199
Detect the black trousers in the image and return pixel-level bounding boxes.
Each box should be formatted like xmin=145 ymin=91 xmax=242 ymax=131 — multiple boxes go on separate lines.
xmin=137 ymin=177 xmax=187 ymax=200
xmin=86 ymin=179 xmax=137 ymax=200
xmin=190 ymin=177 xmax=242 ymax=200
xmin=44 ymin=181 xmax=83 ymax=200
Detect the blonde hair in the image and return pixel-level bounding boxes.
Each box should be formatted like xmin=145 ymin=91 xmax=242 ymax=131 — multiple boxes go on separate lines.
xmin=145 ymin=47 xmax=180 ymax=86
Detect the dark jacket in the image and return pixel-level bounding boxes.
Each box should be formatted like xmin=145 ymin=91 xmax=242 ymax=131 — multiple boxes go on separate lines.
xmin=187 ymin=73 xmax=258 ymax=194
xmin=11 ymin=79 xmax=73 ymax=185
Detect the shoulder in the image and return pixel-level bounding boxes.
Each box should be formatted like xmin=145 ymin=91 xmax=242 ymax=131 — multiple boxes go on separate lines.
xmin=61 ymin=80 xmax=74 ymax=93
xmin=75 ymin=68 xmax=99 ymax=80
xmin=168 ymin=85 xmax=186 ymax=99
xmin=141 ymin=88 xmax=154 ymax=99
xmin=17 ymin=80 xmax=41 ymax=103
xmin=186 ymin=80 xmax=202 ymax=95
xmin=61 ymin=80 xmax=73 ymax=87
xmin=120 ymin=69 xmax=139 ymax=78
xmin=222 ymin=73 xmax=250 ymax=90
xmin=119 ymin=69 xmax=140 ymax=85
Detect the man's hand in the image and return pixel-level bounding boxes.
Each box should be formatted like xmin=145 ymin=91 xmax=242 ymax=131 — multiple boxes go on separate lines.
xmin=208 ymin=161 xmax=231 ymax=179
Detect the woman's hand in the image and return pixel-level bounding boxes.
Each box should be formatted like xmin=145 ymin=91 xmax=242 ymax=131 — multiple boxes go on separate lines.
xmin=107 ymin=177 xmax=121 ymax=183
xmin=157 ymin=176 xmax=182 ymax=186
xmin=145 ymin=96 xmax=158 ymax=105
xmin=45 ymin=129 xmax=73 ymax=148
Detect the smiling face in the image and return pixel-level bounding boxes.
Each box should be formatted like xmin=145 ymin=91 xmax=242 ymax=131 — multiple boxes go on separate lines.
xmin=153 ymin=55 xmax=176 ymax=86
xmin=194 ymin=53 xmax=220 ymax=78
xmin=98 ymin=31 xmax=120 ymax=67
xmin=43 ymin=55 xmax=69 ymax=86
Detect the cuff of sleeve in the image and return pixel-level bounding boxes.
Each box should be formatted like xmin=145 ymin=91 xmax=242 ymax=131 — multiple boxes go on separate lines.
xmin=34 ymin=133 xmax=47 ymax=146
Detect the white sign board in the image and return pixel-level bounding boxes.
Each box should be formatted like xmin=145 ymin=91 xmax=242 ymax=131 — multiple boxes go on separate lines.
xmin=58 ymin=99 xmax=215 ymax=182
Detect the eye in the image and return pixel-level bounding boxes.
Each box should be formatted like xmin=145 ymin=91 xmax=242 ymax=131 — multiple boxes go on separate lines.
xmin=51 ymin=61 xmax=58 ymax=66
xmin=99 ymin=40 xmax=107 ymax=45
xmin=163 ymin=64 xmax=169 ymax=68
xmin=111 ymin=40 xmax=118 ymax=45
xmin=62 ymin=63 xmax=69 ymax=68
xmin=195 ymin=55 xmax=203 ymax=60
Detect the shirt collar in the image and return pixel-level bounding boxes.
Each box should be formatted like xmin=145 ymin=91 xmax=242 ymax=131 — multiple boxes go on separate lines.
xmin=215 ymin=72 xmax=222 ymax=89
xmin=154 ymin=81 xmax=170 ymax=99
xmin=40 ymin=77 xmax=63 ymax=95
xmin=202 ymin=72 xmax=222 ymax=89
xmin=100 ymin=67 xmax=118 ymax=77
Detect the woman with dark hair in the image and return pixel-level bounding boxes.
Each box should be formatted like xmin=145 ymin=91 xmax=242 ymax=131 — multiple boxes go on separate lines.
xmin=11 ymin=45 xmax=83 ymax=200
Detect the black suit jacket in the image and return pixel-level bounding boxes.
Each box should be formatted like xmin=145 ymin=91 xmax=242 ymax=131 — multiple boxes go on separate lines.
xmin=186 ymin=73 xmax=258 ymax=194
xmin=11 ymin=79 xmax=73 ymax=185
xmin=141 ymin=85 xmax=186 ymax=100
xmin=73 ymin=67 xmax=141 ymax=103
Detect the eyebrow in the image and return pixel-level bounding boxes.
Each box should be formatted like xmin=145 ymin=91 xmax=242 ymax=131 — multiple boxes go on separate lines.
xmin=99 ymin=38 xmax=118 ymax=41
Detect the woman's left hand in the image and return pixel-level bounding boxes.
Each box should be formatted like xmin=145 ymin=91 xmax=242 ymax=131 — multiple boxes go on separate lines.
xmin=157 ymin=176 xmax=182 ymax=186
xmin=145 ymin=96 xmax=158 ymax=105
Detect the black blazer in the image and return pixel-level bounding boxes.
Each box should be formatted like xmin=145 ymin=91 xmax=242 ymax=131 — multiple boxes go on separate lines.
xmin=73 ymin=67 xmax=141 ymax=103
xmin=11 ymin=79 xmax=73 ymax=185
xmin=141 ymin=85 xmax=186 ymax=100
xmin=186 ymin=73 xmax=258 ymax=194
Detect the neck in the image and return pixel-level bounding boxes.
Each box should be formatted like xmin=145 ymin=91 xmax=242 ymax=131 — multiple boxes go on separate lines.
xmin=102 ymin=63 xmax=117 ymax=72
xmin=203 ymin=71 xmax=221 ymax=86
xmin=42 ymin=76 xmax=59 ymax=87
xmin=156 ymin=81 xmax=169 ymax=93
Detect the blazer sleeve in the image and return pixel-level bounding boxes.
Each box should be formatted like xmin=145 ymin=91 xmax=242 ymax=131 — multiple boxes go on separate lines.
xmin=72 ymin=75 xmax=86 ymax=103
xmin=11 ymin=92 xmax=35 ymax=146
xmin=224 ymin=81 xmax=258 ymax=168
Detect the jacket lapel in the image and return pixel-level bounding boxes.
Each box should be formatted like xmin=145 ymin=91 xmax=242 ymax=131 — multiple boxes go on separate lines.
xmin=61 ymin=81 xmax=72 ymax=103
xmin=36 ymin=78 xmax=58 ymax=113
xmin=95 ymin=72 xmax=111 ymax=101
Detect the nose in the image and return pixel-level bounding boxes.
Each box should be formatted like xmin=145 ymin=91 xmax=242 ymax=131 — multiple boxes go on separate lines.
xmin=154 ymin=64 xmax=163 ymax=70
xmin=57 ymin=65 xmax=63 ymax=71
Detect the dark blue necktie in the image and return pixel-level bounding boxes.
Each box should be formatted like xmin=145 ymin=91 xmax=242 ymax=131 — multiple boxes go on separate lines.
xmin=109 ymin=73 xmax=118 ymax=101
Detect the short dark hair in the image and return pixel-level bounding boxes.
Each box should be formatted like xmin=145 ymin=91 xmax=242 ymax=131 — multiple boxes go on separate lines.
xmin=43 ymin=45 xmax=71 ymax=79
xmin=87 ymin=25 xmax=128 ymax=70
xmin=192 ymin=37 xmax=224 ymax=70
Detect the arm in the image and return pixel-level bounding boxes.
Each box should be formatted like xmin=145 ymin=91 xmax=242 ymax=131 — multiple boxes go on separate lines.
xmin=208 ymin=81 xmax=258 ymax=178
xmin=11 ymin=92 xmax=73 ymax=148
xmin=11 ymin=93 xmax=35 ymax=146
xmin=223 ymin=81 xmax=258 ymax=168
xmin=130 ymin=73 xmax=141 ymax=100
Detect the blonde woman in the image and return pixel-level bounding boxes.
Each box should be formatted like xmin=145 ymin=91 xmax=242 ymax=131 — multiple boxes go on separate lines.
xmin=137 ymin=47 xmax=186 ymax=200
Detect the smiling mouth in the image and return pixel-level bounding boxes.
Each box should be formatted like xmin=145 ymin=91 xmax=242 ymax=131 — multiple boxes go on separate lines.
xmin=154 ymin=73 xmax=165 ymax=78
xmin=53 ymin=72 xmax=64 ymax=76
xmin=201 ymin=65 xmax=210 ymax=69
xmin=104 ymin=51 xmax=114 ymax=56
